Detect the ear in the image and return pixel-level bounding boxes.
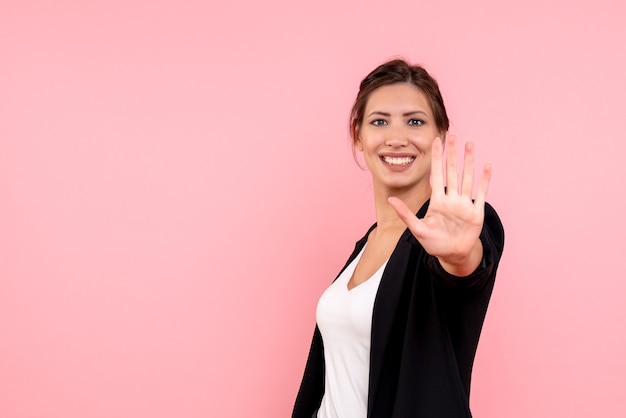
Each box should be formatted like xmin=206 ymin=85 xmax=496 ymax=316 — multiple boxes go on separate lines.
xmin=354 ymin=127 xmax=363 ymax=151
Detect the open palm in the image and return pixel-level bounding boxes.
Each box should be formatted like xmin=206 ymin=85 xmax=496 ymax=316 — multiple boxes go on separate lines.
xmin=389 ymin=135 xmax=491 ymax=269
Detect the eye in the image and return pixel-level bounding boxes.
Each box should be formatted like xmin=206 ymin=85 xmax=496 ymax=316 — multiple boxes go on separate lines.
xmin=370 ymin=119 xmax=387 ymax=126
xmin=408 ymin=118 xmax=425 ymax=126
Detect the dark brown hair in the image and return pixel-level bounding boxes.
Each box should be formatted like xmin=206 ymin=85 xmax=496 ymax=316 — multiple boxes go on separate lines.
xmin=349 ymin=59 xmax=449 ymax=144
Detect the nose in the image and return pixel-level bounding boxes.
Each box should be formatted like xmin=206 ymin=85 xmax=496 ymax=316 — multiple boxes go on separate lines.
xmin=385 ymin=126 xmax=409 ymax=147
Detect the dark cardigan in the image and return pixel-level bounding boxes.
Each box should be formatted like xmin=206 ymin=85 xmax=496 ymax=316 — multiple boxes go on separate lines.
xmin=293 ymin=201 xmax=505 ymax=418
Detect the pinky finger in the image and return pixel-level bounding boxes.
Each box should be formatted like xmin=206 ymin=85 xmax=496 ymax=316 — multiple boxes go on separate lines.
xmin=474 ymin=163 xmax=492 ymax=209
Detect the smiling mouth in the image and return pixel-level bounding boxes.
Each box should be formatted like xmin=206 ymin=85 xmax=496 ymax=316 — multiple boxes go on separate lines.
xmin=382 ymin=156 xmax=415 ymax=166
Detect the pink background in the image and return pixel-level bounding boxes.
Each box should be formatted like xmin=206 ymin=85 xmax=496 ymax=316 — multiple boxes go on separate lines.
xmin=2 ymin=0 xmax=625 ymax=416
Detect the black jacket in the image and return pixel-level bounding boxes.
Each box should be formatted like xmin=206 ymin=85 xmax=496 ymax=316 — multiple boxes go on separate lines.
xmin=293 ymin=201 xmax=505 ymax=418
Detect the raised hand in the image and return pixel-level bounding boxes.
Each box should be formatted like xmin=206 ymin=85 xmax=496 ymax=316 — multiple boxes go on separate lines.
xmin=388 ymin=135 xmax=491 ymax=276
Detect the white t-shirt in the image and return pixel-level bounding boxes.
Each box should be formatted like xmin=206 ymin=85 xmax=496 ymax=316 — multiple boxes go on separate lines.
xmin=315 ymin=245 xmax=388 ymax=418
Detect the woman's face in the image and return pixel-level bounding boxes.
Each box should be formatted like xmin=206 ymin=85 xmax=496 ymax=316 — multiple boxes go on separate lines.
xmin=356 ymin=83 xmax=442 ymax=194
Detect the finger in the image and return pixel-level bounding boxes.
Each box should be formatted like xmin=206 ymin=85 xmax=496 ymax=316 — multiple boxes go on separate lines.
xmin=461 ymin=142 xmax=475 ymax=198
xmin=445 ymin=134 xmax=458 ymax=194
xmin=474 ymin=163 xmax=492 ymax=209
xmin=430 ymin=137 xmax=445 ymax=197
xmin=388 ymin=196 xmax=427 ymax=237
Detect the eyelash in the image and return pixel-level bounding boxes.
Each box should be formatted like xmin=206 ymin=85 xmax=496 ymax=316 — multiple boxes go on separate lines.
xmin=370 ymin=119 xmax=425 ymax=126
xmin=408 ymin=118 xmax=424 ymax=126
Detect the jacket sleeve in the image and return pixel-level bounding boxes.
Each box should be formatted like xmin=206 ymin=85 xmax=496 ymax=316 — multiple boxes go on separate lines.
xmin=425 ymin=201 xmax=505 ymax=290
xmin=292 ymin=326 xmax=325 ymax=418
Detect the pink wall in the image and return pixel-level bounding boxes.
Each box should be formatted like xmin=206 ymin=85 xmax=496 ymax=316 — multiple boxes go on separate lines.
xmin=2 ymin=0 xmax=625 ymax=416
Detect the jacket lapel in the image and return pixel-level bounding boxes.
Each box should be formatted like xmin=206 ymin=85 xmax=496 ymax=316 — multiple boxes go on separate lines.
xmin=367 ymin=200 xmax=430 ymax=415
xmin=367 ymin=234 xmax=413 ymax=414
xmin=334 ymin=224 xmax=375 ymax=281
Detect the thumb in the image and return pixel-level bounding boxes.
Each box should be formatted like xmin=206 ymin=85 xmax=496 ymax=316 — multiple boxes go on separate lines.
xmin=388 ymin=197 xmax=424 ymax=234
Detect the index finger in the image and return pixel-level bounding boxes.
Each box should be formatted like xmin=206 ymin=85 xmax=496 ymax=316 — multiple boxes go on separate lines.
xmin=430 ymin=137 xmax=445 ymax=197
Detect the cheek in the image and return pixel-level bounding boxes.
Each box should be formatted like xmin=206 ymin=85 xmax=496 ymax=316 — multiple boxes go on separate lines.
xmin=413 ymin=131 xmax=439 ymax=152
xmin=356 ymin=130 xmax=378 ymax=153
xmin=410 ymin=137 xmax=432 ymax=155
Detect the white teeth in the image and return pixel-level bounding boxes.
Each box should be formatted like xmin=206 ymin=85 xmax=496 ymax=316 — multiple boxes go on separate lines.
xmin=383 ymin=156 xmax=414 ymax=166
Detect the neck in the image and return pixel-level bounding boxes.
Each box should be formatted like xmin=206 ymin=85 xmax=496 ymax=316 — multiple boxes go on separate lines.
xmin=373 ymin=182 xmax=431 ymax=231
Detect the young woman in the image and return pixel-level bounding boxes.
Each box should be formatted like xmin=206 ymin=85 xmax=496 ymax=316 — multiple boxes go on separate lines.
xmin=292 ymin=59 xmax=505 ymax=418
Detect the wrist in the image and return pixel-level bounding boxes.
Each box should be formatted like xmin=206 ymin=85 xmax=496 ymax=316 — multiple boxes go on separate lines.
xmin=437 ymin=240 xmax=484 ymax=277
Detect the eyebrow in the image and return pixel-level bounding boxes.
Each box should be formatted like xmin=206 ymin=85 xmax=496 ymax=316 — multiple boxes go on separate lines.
xmin=367 ymin=110 xmax=428 ymax=118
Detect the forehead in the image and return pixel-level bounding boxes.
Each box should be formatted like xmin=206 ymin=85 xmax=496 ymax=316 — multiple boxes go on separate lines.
xmin=364 ymin=83 xmax=431 ymax=114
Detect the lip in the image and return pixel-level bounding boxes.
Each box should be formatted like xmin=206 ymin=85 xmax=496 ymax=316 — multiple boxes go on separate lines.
xmin=380 ymin=152 xmax=416 ymax=158
xmin=379 ymin=153 xmax=416 ymax=171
